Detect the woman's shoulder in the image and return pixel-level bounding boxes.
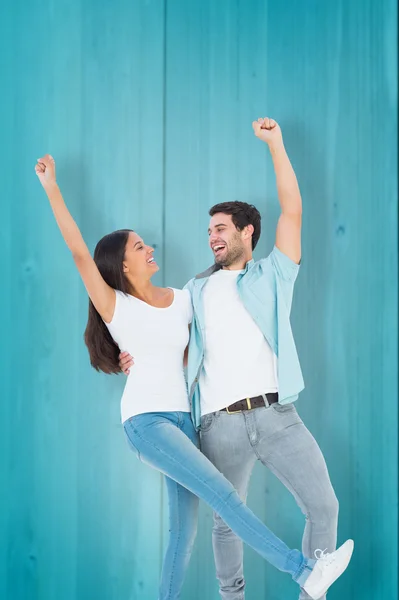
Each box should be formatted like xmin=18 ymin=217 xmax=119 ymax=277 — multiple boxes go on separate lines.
xmin=170 ymin=288 xmax=193 ymax=320
xmin=170 ymin=287 xmax=191 ymax=302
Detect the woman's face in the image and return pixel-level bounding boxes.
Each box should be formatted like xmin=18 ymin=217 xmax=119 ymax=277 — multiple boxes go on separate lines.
xmin=122 ymin=232 xmax=159 ymax=279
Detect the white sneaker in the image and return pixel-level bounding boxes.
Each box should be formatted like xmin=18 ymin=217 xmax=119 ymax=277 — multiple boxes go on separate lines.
xmin=302 ymin=539 xmax=354 ymax=600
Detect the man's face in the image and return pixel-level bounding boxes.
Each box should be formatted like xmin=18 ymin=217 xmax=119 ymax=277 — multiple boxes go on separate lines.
xmin=208 ymin=213 xmax=246 ymax=267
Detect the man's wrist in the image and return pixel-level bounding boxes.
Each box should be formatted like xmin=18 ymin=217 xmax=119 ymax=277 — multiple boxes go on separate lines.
xmin=267 ymin=139 xmax=285 ymax=155
xmin=43 ymin=180 xmax=59 ymax=194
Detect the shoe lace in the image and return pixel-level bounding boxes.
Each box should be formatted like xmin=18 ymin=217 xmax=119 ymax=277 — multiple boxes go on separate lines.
xmin=314 ymin=548 xmax=334 ymax=567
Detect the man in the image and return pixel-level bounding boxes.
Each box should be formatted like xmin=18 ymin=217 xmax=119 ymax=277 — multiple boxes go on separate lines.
xmin=120 ymin=118 xmax=339 ymax=600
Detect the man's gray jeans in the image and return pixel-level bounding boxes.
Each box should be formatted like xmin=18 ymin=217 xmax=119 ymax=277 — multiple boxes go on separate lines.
xmin=200 ymin=403 xmax=339 ymax=600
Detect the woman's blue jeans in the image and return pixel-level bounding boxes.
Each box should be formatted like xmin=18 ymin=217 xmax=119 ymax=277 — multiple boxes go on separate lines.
xmin=124 ymin=411 xmax=315 ymax=600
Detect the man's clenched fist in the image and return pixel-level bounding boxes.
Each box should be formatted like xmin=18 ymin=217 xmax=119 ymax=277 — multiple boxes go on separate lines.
xmin=252 ymin=117 xmax=283 ymax=148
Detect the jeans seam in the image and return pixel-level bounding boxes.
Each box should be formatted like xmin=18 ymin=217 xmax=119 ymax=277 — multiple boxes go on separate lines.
xmin=132 ymin=428 xmax=294 ymax=566
xmin=258 ymin=455 xmax=315 ymax=581
xmin=167 ymin=483 xmax=182 ymax=599
xmin=292 ymin=559 xmax=312 ymax=585
xmin=124 ymin=421 xmax=142 ymax=461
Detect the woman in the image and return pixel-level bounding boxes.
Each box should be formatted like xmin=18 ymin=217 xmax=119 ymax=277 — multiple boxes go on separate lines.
xmin=35 ymin=154 xmax=353 ymax=600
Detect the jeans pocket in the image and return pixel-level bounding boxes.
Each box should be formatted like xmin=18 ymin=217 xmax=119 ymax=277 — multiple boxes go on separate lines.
xmin=272 ymin=402 xmax=296 ymax=414
xmin=271 ymin=403 xmax=302 ymax=425
xmin=200 ymin=413 xmax=216 ymax=433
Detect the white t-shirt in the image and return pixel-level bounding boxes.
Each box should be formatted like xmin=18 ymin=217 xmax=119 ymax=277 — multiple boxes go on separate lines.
xmin=105 ymin=288 xmax=192 ymax=423
xmin=199 ymin=269 xmax=278 ymax=416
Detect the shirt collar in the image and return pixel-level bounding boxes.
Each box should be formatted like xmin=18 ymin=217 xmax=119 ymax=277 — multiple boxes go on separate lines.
xmin=195 ymin=258 xmax=254 ymax=280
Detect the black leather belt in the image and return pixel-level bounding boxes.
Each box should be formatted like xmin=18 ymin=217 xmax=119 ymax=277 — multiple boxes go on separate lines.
xmin=221 ymin=392 xmax=279 ymax=414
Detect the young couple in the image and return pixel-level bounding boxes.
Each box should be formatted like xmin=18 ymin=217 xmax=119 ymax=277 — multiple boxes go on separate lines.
xmin=36 ymin=117 xmax=353 ymax=600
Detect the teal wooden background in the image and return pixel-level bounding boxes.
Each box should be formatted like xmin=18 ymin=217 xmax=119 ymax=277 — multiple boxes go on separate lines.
xmin=0 ymin=0 xmax=397 ymax=599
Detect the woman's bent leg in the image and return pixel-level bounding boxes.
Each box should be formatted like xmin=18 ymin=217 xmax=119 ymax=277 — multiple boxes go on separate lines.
xmin=124 ymin=412 xmax=314 ymax=587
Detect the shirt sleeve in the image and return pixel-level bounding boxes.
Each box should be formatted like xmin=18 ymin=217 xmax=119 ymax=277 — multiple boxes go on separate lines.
xmin=183 ymin=278 xmax=194 ymax=292
xmin=269 ymin=245 xmax=301 ymax=283
xmin=182 ymin=288 xmax=193 ymax=324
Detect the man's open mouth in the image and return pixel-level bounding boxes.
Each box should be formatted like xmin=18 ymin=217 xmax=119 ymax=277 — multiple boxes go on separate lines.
xmin=213 ymin=244 xmax=226 ymax=255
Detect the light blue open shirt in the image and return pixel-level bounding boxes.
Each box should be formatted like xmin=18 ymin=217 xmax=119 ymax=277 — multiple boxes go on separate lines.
xmin=184 ymin=245 xmax=304 ymax=430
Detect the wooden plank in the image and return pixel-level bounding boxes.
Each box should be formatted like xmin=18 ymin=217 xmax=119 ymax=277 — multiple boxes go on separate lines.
xmin=74 ymin=1 xmax=165 ymax=598
xmin=1 ymin=1 xmax=165 ymax=599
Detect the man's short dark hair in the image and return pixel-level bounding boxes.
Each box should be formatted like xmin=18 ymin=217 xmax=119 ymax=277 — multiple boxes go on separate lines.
xmin=209 ymin=201 xmax=261 ymax=250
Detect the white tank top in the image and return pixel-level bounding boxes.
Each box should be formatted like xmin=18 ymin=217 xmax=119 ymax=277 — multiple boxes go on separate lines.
xmin=105 ymin=288 xmax=192 ymax=423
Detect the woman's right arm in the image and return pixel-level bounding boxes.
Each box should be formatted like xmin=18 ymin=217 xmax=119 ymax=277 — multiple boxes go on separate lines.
xmin=35 ymin=154 xmax=116 ymax=323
